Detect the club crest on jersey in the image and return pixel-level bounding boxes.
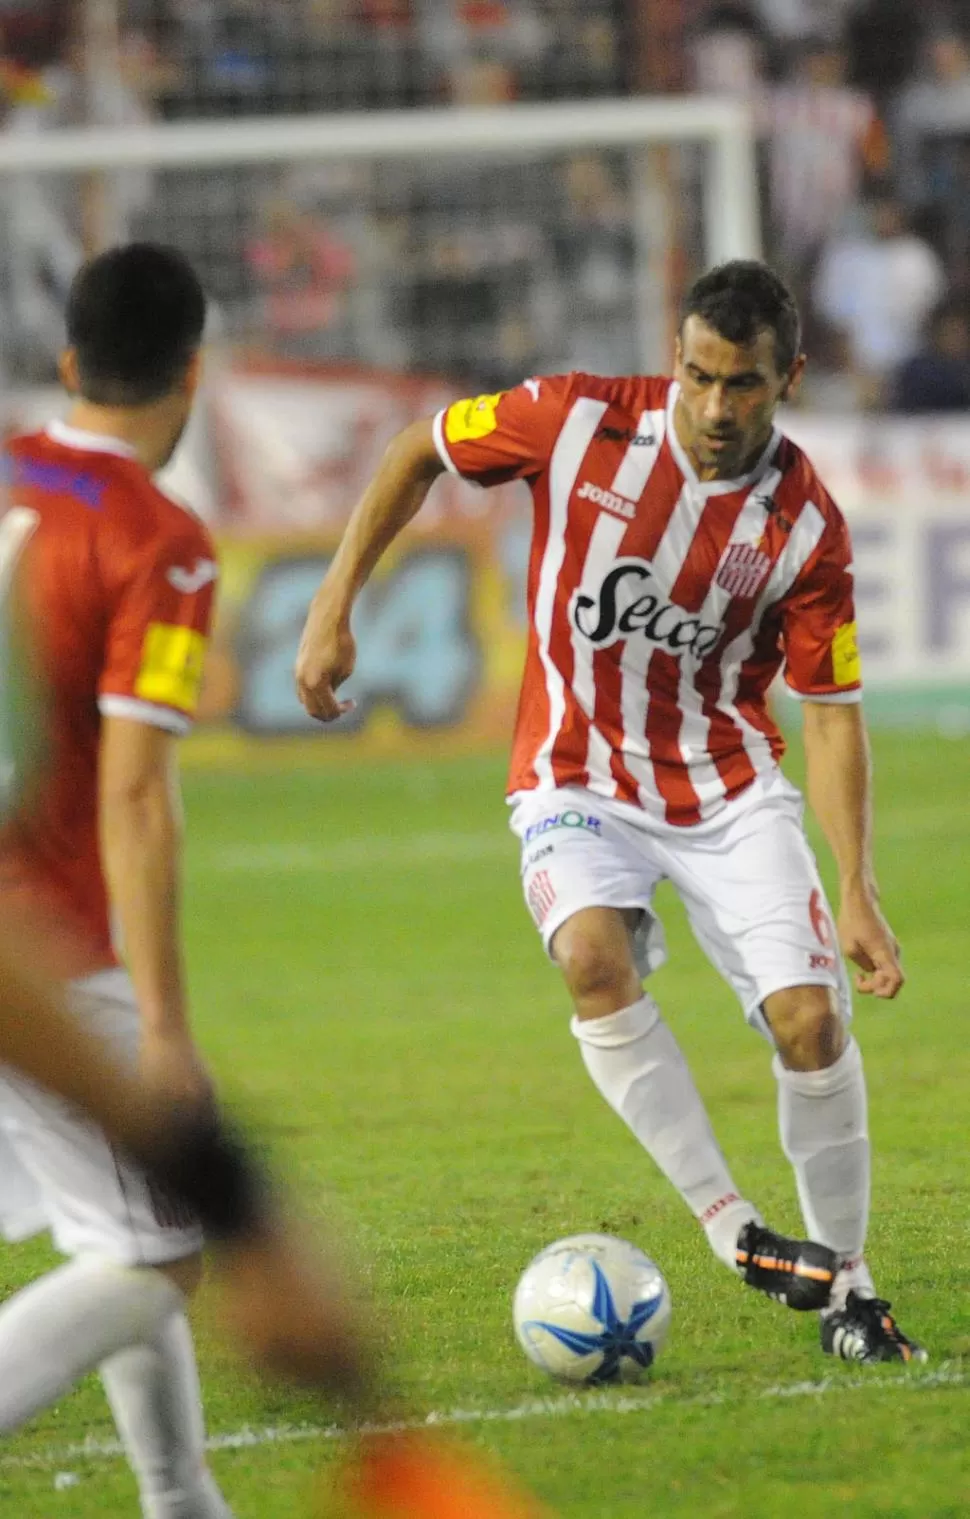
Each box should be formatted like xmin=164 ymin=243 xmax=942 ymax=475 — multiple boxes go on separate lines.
xmin=570 ymin=558 xmax=721 ymax=659
xmin=714 ymin=542 xmax=772 ymax=600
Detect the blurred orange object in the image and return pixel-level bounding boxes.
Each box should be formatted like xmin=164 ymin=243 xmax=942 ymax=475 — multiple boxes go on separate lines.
xmin=339 ymin=1431 xmax=554 ymax=1518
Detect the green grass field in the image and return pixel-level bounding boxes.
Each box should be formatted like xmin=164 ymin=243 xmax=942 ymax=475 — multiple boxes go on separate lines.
xmin=2 ymin=732 xmax=969 ymax=1517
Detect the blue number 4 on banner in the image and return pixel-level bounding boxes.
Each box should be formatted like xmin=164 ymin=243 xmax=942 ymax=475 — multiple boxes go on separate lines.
xmin=237 ymin=548 xmax=480 ymax=736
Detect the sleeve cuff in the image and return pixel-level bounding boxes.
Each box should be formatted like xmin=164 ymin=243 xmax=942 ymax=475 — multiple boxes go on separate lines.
xmin=98 ymin=694 xmax=192 ymax=735
xmin=432 ymin=410 xmax=461 ymax=476
xmin=784 ymin=686 xmax=863 ymax=706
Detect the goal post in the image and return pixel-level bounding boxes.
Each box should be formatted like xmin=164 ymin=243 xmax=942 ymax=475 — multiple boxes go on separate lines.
xmin=0 ymin=96 xmax=759 ymax=379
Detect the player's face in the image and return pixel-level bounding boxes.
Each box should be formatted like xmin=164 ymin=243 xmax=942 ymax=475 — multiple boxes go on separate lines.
xmin=673 ymin=316 xmax=804 ymax=480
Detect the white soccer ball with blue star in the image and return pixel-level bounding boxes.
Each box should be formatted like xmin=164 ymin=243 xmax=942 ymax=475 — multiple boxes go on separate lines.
xmin=513 ymin=1233 xmax=671 ymax=1384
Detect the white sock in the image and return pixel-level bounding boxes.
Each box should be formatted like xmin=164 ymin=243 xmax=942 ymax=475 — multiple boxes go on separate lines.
xmin=101 ymin=1314 xmax=233 ymax=1519
xmin=573 ymin=996 xmax=760 ymax=1270
xmin=775 ymin=1036 xmax=875 ymax=1311
xmin=0 ymin=1256 xmax=181 ymax=1432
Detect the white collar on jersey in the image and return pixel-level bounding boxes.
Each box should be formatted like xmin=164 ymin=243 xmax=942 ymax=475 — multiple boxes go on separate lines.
xmin=45 ymin=419 xmax=138 ymax=459
xmin=666 ymin=382 xmax=781 ymax=496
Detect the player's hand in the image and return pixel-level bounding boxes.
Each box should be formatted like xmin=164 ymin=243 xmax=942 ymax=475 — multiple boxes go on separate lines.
xmin=295 ymin=603 xmax=357 ymax=723
xmin=139 ymin=1027 xmax=215 ymax=1109
xmin=218 ymin=1219 xmax=373 ymax=1401
xmin=838 ymin=889 xmax=904 ymax=999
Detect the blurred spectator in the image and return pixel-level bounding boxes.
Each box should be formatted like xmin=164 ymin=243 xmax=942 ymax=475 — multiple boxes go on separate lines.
xmin=763 ymin=37 xmax=885 ymax=271
xmin=690 ymin=4 xmax=769 ymax=97
xmin=812 ymin=189 xmax=947 ymax=404
xmin=416 ymin=0 xmax=548 ymax=104
xmin=299 ymin=1 xmax=424 ymax=112
xmin=751 ymin=0 xmax=855 ymax=45
xmin=940 ymin=138 xmax=970 ymax=294
xmin=538 ymin=0 xmax=627 ymax=100
xmin=164 ymin=0 xmax=302 ymax=116
xmin=0 ymin=1 xmax=70 ymax=73
xmin=547 ymin=153 xmax=637 ymax=375
xmin=890 ymin=299 xmax=970 ymax=412
xmin=396 ymin=211 xmax=542 ymax=385
xmin=244 ymin=178 xmax=359 ymax=361
xmin=389 ymin=146 xmax=549 ymax=385
xmin=0 ymin=3 xmax=80 ymax=382
xmin=846 ymin=0 xmax=925 ymax=108
xmin=894 ymin=27 xmax=970 ymax=208
xmin=120 ymin=1 xmax=184 ymax=116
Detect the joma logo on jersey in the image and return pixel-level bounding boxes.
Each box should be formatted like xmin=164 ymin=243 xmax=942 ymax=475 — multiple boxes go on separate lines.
xmin=571 ymin=559 xmax=721 ymax=658
xmin=576 ymin=480 xmax=637 ymax=520
xmin=595 ymin=425 xmax=656 ymax=447
xmin=166 ymin=558 xmax=219 ymax=594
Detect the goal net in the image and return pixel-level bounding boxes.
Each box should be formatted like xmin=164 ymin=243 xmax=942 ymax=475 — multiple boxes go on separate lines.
xmin=0 ymin=96 xmax=759 ymax=397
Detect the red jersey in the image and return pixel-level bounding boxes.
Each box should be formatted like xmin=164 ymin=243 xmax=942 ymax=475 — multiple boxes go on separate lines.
xmin=0 ymin=422 xmax=217 ymax=977
xmin=434 ymin=374 xmax=861 ymax=826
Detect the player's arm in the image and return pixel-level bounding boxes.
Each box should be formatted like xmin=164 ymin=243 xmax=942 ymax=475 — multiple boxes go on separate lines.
xmin=97 ymin=518 xmax=217 ymax=1097
xmin=297 ymin=419 xmax=445 ymax=721
xmin=781 ymin=508 xmax=902 ymax=1000
xmin=800 ymin=701 xmax=902 ymax=999
xmin=297 ymin=379 xmax=565 ymax=721
xmin=99 ymin=715 xmax=209 ymax=1095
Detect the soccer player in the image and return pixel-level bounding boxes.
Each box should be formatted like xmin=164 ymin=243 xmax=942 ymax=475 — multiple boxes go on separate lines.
xmin=296 ymin=261 xmax=924 ymax=1364
xmin=0 ymin=243 xmax=234 ymax=1517
xmin=0 ymin=412 xmax=540 ymax=1519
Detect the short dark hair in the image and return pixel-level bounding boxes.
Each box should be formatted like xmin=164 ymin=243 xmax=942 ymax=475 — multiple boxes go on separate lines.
xmin=66 ymin=243 xmax=206 ymax=405
xmin=680 ymin=260 xmax=802 ymax=373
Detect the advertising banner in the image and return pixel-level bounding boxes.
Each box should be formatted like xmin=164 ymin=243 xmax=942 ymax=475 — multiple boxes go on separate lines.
xmin=188 ymin=520 xmax=532 ymax=766
xmin=782 ymin=414 xmax=970 ymax=729
xmin=4 ymin=368 xmax=967 ymax=760
xmin=185 ymin=363 xmax=532 ymax=765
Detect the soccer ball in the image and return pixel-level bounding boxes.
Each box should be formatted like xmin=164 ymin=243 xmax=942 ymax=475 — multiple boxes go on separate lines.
xmin=513 ymin=1233 xmax=671 ymax=1385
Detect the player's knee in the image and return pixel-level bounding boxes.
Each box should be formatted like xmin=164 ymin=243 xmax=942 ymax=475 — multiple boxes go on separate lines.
xmin=552 ymin=909 xmax=641 ymax=1015
xmin=763 ymin=985 xmax=845 ymax=1071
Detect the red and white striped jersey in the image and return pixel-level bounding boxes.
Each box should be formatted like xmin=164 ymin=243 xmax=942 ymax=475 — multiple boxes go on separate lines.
xmin=434 ymin=372 xmax=861 ymax=828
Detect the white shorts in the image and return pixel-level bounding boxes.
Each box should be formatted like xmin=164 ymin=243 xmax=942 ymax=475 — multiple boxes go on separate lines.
xmin=0 ymin=967 xmax=203 ymax=1265
xmin=510 ymin=770 xmax=851 ymax=1040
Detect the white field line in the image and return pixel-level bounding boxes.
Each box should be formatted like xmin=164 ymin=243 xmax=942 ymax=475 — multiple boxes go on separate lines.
xmin=202 ymin=805 xmax=963 ymax=875
xmin=3 ymin=1364 xmax=966 ymax=1474
xmin=203 ymin=831 xmax=513 ymax=873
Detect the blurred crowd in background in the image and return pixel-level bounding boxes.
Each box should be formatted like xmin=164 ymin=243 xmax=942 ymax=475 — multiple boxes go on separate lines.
xmin=1 ymin=0 xmax=969 ymax=412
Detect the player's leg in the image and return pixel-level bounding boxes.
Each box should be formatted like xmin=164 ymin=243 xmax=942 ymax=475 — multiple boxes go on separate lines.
xmin=0 ymin=1130 xmax=232 ymax=1519
xmin=660 ymin=774 xmax=924 ymax=1355
xmin=763 ymin=977 xmax=924 ymax=1361
xmin=100 ymin=1296 xmax=233 ymax=1519
xmin=760 ymin=979 xmax=870 ymax=1284
xmin=512 ymin=790 xmax=760 ymax=1271
xmin=0 ymin=972 xmax=233 ymax=1517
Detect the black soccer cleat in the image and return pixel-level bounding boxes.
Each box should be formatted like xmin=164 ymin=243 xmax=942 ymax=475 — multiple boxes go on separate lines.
xmin=735 ymin=1221 xmax=838 ymax=1311
xmin=820 ymin=1291 xmax=928 ymax=1364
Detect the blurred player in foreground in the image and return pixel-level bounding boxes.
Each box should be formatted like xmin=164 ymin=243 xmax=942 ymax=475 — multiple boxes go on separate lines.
xmin=0 ymin=242 xmax=237 ymax=1517
xmin=297 ymin=260 xmax=924 ymax=1365
xmin=0 ymin=243 xmax=546 ymax=1519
